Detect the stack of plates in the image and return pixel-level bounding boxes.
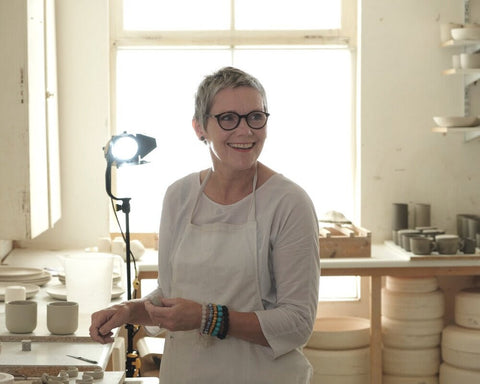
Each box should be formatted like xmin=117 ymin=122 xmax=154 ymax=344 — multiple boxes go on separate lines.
xmin=304 ymin=316 xmax=371 ymax=384
xmin=0 ymin=266 xmax=51 ymax=286
xmin=439 ymin=287 xmax=480 ymax=383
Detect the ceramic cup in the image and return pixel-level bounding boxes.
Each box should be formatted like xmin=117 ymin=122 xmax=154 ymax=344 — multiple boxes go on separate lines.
xmin=392 ymin=203 xmax=408 ymax=231
xmin=414 ymin=203 xmax=431 ymax=228
xmin=402 ymin=233 xmax=423 ymax=252
xmin=462 ymin=237 xmax=477 ymax=254
xmin=47 ymin=301 xmax=79 ymax=335
xmin=410 ymin=236 xmax=435 ymax=255
xmin=4 ymin=285 xmax=26 ymax=303
xmin=397 ymin=229 xmax=421 ymax=250
xmin=5 ymin=300 xmax=37 ymax=333
xmin=435 ymin=234 xmax=461 ymax=255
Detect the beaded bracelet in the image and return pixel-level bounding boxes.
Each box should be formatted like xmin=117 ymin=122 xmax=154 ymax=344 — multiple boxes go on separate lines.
xmin=200 ymin=303 xmax=230 ymax=339
xmin=217 ymin=305 xmax=229 ymax=340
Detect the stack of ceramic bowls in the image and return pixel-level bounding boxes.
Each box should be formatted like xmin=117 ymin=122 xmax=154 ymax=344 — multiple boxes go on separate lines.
xmin=440 ymin=287 xmax=480 ymax=383
xmin=382 ymin=276 xmax=444 ymax=384
xmin=303 ymin=316 xmax=370 ymax=384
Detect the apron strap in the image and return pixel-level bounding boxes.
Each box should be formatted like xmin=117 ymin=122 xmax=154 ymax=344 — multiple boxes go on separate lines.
xmin=191 ymin=165 xmax=258 ymax=224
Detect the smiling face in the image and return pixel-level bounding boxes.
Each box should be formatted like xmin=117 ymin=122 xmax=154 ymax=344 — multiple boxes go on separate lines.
xmin=194 ymin=86 xmax=267 ymax=174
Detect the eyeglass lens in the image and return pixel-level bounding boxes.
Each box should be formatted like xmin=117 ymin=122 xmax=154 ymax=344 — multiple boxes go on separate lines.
xmin=216 ymin=111 xmax=269 ymax=130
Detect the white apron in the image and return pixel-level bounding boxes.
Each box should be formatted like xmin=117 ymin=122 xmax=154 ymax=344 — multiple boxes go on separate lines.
xmin=160 ymin=169 xmax=312 ymax=384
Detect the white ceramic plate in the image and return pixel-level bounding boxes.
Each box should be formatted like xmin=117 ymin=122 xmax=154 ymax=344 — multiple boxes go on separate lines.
xmin=451 ymin=27 xmax=480 ymax=41
xmin=46 ymin=283 xmax=125 ymax=300
xmin=433 ymin=116 xmax=480 ymax=127
xmin=0 ymin=282 xmax=40 ymax=301
xmin=0 ymin=266 xmax=44 ymax=279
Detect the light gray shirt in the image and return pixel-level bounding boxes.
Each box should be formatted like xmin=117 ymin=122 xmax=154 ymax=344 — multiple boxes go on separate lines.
xmin=147 ymin=172 xmax=320 ymax=358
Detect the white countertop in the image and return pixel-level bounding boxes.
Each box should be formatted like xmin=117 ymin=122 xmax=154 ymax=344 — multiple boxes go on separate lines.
xmin=0 ymin=248 xmax=126 ymax=375
xmin=320 ymin=242 xmax=480 ymax=270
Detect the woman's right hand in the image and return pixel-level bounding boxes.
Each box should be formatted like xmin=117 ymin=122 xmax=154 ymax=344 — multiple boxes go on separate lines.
xmin=89 ymin=303 xmax=131 ymax=344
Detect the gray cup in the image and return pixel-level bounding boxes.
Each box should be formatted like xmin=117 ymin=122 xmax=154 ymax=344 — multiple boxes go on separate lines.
xmin=414 ymin=203 xmax=431 ymax=228
xmin=402 ymin=233 xmax=422 ymax=252
xmin=392 ymin=203 xmax=408 ymax=231
xmin=5 ymin=300 xmax=37 ymax=333
xmin=462 ymin=238 xmax=476 ymax=254
xmin=435 ymin=234 xmax=460 ymax=255
xmin=410 ymin=237 xmax=435 ymax=255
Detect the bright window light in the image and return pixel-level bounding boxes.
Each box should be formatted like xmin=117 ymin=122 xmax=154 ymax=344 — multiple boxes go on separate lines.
xmin=235 ymin=0 xmax=341 ymax=30
xmin=115 ymin=47 xmax=353 ymax=231
xmin=123 ymin=0 xmax=230 ymax=30
xmin=319 ymin=276 xmax=361 ymax=301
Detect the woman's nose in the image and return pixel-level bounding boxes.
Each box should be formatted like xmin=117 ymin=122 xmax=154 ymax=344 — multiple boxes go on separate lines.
xmin=237 ymin=117 xmax=253 ymax=134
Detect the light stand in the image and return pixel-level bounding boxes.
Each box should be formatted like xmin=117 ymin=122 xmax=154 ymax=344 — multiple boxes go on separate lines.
xmin=103 ymin=132 xmax=156 ymax=377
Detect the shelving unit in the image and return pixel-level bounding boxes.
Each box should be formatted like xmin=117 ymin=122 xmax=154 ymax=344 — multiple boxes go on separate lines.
xmin=434 ymin=0 xmax=480 ymax=142
xmin=433 ymin=39 xmax=480 ymax=141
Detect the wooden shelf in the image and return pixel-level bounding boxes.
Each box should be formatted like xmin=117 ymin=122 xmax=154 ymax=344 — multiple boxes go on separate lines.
xmin=441 ymin=38 xmax=480 ymax=47
xmin=432 ymin=126 xmax=480 ymax=141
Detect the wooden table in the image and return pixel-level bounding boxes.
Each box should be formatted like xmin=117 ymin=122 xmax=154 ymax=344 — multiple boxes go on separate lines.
xmin=321 ymin=242 xmax=480 ymax=384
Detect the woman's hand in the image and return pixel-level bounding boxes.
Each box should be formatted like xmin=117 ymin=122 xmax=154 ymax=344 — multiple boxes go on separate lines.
xmin=89 ymin=303 xmax=131 ymax=344
xmin=145 ymin=297 xmax=202 ymax=332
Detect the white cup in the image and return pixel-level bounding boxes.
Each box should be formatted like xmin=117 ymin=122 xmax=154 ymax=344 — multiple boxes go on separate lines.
xmin=5 ymin=285 xmax=26 ymax=303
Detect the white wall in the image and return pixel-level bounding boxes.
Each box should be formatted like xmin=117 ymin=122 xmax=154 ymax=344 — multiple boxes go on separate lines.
xmin=19 ymin=0 xmax=110 ymax=249
xmin=360 ymin=0 xmax=480 ymax=243
xmin=21 ymin=0 xmax=480 ymax=251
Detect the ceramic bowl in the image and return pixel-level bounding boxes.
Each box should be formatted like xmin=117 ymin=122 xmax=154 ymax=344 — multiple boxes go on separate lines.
xmin=451 ymin=26 xmax=480 ymax=40
xmin=460 ymin=53 xmax=480 ymax=69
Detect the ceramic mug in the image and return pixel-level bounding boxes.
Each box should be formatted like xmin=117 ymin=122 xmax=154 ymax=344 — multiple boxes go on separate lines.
xmin=402 ymin=233 xmax=423 ymax=252
xmin=410 ymin=236 xmax=435 ymax=255
xmin=462 ymin=237 xmax=476 ymax=254
xmin=397 ymin=229 xmax=421 ymax=250
xmin=435 ymin=234 xmax=461 ymax=255
xmin=47 ymin=301 xmax=79 ymax=335
xmin=5 ymin=300 xmax=37 ymax=333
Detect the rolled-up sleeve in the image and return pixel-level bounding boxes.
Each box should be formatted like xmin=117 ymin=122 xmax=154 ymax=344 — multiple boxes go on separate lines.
xmin=255 ymin=189 xmax=320 ymax=358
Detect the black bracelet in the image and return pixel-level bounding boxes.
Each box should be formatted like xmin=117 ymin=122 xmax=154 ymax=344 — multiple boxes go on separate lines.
xmin=217 ymin=305 xmax=229 ymax=339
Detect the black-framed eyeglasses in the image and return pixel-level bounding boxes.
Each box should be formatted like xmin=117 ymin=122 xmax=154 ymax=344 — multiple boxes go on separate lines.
xmin=208 ymin=111 xmax=270 ymax=131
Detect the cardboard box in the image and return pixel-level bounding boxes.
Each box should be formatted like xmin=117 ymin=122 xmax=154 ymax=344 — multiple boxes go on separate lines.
xmin=319 ymin=225 xmax=371 ymax=258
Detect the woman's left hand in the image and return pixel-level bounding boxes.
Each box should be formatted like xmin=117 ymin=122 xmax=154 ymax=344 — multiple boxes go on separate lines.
xmin=144 ymin=297 xmax=202 ymax=332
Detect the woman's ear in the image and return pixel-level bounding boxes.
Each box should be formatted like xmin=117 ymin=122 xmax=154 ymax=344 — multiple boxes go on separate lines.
xmin=192 ymin=119 xmax=205 ymax=140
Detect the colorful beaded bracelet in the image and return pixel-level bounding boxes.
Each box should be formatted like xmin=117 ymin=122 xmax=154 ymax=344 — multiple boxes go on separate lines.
xmin=200 ymin=303 xmax=229 ymax=339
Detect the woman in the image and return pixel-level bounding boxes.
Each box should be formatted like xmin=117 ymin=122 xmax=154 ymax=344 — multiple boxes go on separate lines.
xmin=90 ymin=67 xmax=320 ymax=383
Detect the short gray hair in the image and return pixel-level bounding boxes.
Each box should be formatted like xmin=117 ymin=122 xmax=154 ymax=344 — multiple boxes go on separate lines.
xmin=193 ymin=67 xmax=268 ymax=130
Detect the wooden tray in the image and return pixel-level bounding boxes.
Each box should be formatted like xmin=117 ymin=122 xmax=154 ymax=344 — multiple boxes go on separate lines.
xmin=319 ymin=224 xmax=371 ymax=258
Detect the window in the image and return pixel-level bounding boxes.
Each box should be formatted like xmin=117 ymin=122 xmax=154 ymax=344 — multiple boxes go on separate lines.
xmin=110 ymin=0 xmax=358 ymax=300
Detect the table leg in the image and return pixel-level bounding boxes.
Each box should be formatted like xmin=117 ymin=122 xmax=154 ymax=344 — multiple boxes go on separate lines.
xmin=370 ymin=275 xmax=382 ymax=384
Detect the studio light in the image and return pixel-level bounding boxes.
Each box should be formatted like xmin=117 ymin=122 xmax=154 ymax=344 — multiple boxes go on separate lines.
xmin=104 ymin=132 xmax=157 ymax=167
xmin=103 ymin=131 xmax=156 ymax=377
